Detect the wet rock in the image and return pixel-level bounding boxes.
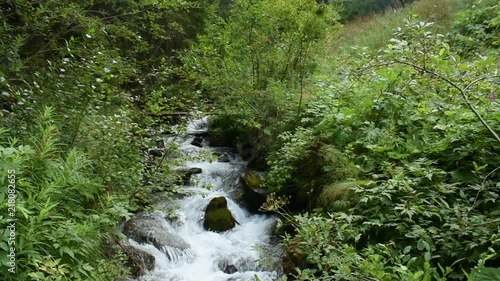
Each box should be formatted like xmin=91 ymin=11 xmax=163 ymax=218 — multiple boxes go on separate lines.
xmin=123 ymin=212 xmax=193 ymax=261
xmin=217 ymin=153 xmax=231 ymax=163
xmin=242 ymin=170 xmax=268 ymax=213
xmin=203 ymin=197 xmax=237 ymax=232
xmin=191 ymin=135 xmax=204 ymax=147
xmin=175 ymin=167 xmax=203 ymax=185
xmin=186 ymin=117 xmax=209 ymax=135
xmin=218 ymin=261 xmax=238 ymax=274
xmin=176 ymin=167 xmax=202 ymax=175
xmin=148 ymin=149 xmax=163 ymax=157
xmin=124 ymin=246 xmax=155 ymax=277
xmin=212 ymin=147 xmax=237 ymax=162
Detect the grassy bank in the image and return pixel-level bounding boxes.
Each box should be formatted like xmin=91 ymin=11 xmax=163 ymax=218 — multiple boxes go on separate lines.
xmin=324 ymin=0 xmax=494 ymax=57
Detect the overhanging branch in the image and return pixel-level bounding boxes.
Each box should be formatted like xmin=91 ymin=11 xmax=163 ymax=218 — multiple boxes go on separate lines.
xmin=393 ymin=60 xmax=500 ymax=144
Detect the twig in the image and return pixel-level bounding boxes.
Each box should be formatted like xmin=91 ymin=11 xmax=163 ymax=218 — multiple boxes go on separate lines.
xmin=470 ymin=166 xmax=500 ymax=211
xmin=112 ymin=234 xmax=147 ymax=275
xmin=148 ymin=129 xmax=181 ymax=178
xmin=393 ymin=60 xmax=500 ymax=144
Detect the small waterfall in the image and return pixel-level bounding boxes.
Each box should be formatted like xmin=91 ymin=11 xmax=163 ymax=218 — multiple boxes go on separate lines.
xmin=129 ymin=118 xmax=281 ymax=281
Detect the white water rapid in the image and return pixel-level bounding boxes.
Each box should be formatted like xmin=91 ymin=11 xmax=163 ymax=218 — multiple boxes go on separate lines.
xmin=131 ymin=118 xmax=280 ymax=281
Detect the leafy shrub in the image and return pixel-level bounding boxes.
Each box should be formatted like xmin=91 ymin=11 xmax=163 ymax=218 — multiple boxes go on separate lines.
xmin=450 ymin=2 xmax=500 ymax=55
xmin=267 ymin=16 xmax=500 ymax=280
xmin=184 ymin=0 xmax=339 ymax=163
xmin=0 ymin=108 xmax=130 ymax=280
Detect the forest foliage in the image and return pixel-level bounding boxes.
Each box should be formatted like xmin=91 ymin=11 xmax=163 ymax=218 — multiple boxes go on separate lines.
xmin=1 ymin=0 xmax=499 ymax=280
xmin=193 ymin=0 xmax=500 ymax=280
xmin=1 ymin=0 xmax=213 ymax=279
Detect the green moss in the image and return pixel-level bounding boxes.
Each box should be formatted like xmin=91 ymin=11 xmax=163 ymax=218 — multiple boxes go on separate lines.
xmin=206 ymin=196 xmax=228 ymax=211
xmin=243 ymin=170 xmax=262 ymax=189
xmin=203 ymin=196 xmax=236 ymax=232
xmin=203 ymin=208 xmax=236 ymax=232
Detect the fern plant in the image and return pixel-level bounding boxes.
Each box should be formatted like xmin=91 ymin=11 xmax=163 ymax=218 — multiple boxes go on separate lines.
xmin=1 ymin=107 xmax=129 ymax=280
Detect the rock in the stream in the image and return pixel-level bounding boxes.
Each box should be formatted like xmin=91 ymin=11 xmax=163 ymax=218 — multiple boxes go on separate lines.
xmin=218 ymin=260 xmax=238 ymax=274
xmin=242 ymin=170 xmax=268 ymax=213
xmin=191 ymin=135 xmax=204 ymax=147
xmin=203 ymin=197 xmax=237 ymax=232
xmin=124 ymin=245 xmax=155 ymax=277
xmin=123 ymin=212 xmax=194 ymax=261
xmin=175 ymin=167 xmax=203 ymax=185
xmin=214 ymin=152 xmax=231 ymax=163
xmin=212 ymin=147 xmax=237 ymax=163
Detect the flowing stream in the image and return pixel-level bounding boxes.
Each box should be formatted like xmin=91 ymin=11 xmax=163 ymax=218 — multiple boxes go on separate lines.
xmin=130 ymin=118 xmax=280 ymax=281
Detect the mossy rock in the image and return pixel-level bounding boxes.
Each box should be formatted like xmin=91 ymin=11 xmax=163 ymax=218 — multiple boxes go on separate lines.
xmin=206 ymin=196 xmax=228 ymax=211
xmin=204 ymin=208 xmax=236 ymax=232
xmin=243 ymin=170 xmax=261 ymax=189
xmin=203 ymin=197 xmax=236 ymax=232
xmin=242 ymin=170 xmax=267 ymax=213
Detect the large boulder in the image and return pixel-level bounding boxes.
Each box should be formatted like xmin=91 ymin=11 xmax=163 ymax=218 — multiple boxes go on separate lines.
xmin=123 ymin=212 xmax=194 ymax=261
xmin=203 ymin=197 xmax=237 ymax=232
xmin=241 ymin=170 xmax=268 ymax=213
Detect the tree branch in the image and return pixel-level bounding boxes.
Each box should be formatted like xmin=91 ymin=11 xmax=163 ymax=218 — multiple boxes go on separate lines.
xmin=393 ymin=60 xmax=500 ymax=144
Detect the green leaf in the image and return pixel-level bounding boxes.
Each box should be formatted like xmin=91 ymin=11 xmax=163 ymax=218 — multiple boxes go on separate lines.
xmin=0 ymin=241 xmax=8 ymax=251
xmin=470 ymin=267 xmax=500 ymax=281
xmin=417 ymin=239 xmax=430 ymax=252
xmin=424 ymin=252 xmax=431 ymax=262
xmin=413 ymin=271 xmax=424 ymax=279
xmin=82 ymin=263 xmax=94 ymax=271
xmin=28 ymin=272 xmax=45 ymax=279
xmin=404 ymin=246 xmax=412 ymax=254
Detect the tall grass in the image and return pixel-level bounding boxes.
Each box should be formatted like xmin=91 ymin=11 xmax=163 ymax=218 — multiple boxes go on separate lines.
xmin=324 ymin=0 xmax=486 ymax=57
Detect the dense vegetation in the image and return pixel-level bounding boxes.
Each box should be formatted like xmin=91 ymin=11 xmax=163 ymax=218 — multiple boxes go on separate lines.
xmin=1 ymin=0 xmax=212 ymax=279
xmin=1 ymin=0 xmax=499 ymax=280
xmin=337 ymin=0 xmax=414 ymax=20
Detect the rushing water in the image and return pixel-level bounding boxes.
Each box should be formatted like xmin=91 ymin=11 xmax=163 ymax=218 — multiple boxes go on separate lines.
xmin=131 ymin=118 xmax=280 ymax=281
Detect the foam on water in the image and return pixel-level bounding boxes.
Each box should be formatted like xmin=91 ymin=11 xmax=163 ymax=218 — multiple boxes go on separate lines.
xmin=135 ymin=118 xmax=279 ymax=281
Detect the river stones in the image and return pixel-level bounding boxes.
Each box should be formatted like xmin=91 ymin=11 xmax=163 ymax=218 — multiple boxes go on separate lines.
xmin=123 ymin=212 xmax=193 ymax=261
xmin=203 ymin=197 xmax=237 ymax=232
